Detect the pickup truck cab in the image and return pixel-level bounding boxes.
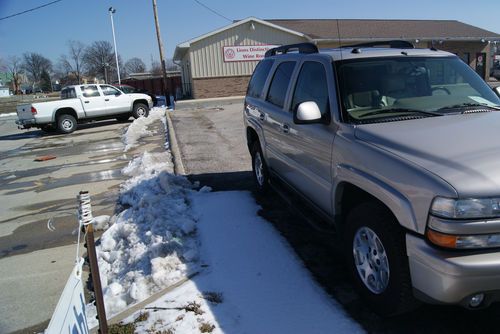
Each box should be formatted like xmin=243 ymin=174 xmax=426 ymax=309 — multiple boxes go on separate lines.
xmin=244 ymin=41 xmax=500 ymax=315
xmin=16 ymin=84 xmax=153 ymax=133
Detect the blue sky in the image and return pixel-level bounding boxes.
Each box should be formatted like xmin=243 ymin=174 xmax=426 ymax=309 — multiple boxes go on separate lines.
xmin=0 ymin=0 xmax=499 ymax=68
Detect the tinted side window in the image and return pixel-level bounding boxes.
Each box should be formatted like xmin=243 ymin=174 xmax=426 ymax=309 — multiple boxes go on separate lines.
xmin=81 ymin=85 xmax=100 ymax=98
xmin=266 ymin=61 xmax=296 ymax=108
xmin=61 ymin=88 xmax=76 ymax=99
xmin=291 ymin=62 xmax=329 ymax=115
xmin=247 ymin=59 xmax=274 ymax=98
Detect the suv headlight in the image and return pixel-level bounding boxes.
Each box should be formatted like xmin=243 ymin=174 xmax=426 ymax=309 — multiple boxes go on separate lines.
xmin=430 ymin=196 xmax=500 ymax=219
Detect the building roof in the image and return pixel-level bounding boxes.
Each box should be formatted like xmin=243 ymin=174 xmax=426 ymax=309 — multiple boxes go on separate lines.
xmin=265 ymin=19 xmax=500 ymax=41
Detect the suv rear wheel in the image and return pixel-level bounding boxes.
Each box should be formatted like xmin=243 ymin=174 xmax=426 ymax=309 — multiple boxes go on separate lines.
xmin=344 ymin=202 xmax=419 ymax=316
xmin=251 ymin=141 xmax=269 ymax=193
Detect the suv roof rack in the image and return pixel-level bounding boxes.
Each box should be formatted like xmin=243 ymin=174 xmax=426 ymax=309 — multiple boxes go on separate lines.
xmin=265 ymin=43 xmax=319 ymax=58
xmin=343 ymin=40 xmax=415 ymax=49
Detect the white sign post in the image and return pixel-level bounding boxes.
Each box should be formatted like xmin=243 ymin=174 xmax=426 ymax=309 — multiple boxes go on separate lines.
xmin=223 ymin=45 xmax=279 ymax=62
xmin=45 ymin=258 xmax=89 ymax=334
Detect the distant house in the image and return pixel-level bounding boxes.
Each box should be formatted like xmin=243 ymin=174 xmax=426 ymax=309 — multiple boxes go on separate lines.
xmin=0 ymin=86 xmax=10 ymax=97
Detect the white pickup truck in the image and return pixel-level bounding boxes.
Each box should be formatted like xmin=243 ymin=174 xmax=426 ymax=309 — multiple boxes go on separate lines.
xmin=16 ymin=84 xmax=154 ymax=133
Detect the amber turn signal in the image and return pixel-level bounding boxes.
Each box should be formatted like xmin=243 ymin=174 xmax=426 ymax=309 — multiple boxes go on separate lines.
xmin=426 ymin=229 xmax=457 ymax=248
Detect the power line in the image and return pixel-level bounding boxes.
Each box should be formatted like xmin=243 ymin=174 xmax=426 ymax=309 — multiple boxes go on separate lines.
xmin=0 ymin=0 xmax=63 ymax=21
xmin=192 ymin=0 xmax=232 ymax=23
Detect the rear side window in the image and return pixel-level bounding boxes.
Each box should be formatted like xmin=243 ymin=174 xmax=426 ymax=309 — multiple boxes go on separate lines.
xmin=61 ymin=88 xmax=76 ymax=99
xmin=247 ymin=59 xmax=274 ymax=99
xmin=266 ymin=61 xmax=296 ymax=108
xmin=81 ymin=85 xmax=100 ymax=98
xmin=291 ymin=62 xmax=330 ymax=116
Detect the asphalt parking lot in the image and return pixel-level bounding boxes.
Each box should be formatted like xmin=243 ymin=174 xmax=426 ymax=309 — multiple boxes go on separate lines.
xmin=171 ymin=102 xmax=500 ymax=334
xmin=0 ymin=115 xmax=164 ymax=333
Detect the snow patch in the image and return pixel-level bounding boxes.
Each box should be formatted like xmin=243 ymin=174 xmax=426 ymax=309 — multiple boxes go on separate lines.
xmin=122 ymin=107 xmax=166 ymax=151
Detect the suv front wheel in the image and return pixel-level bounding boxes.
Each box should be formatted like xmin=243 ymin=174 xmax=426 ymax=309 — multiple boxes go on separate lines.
xmin=251 ymin=141 xmax=270 ymax=193
xmin=344 ymin=202 xmax=419 ymax=316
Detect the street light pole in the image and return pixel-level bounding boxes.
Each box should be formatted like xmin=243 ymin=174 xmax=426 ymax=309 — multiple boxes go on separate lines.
xmin=108 ymin=7 xmax=121 ymax=84
xmin=152 ymin=0 xmax=168 ymax=98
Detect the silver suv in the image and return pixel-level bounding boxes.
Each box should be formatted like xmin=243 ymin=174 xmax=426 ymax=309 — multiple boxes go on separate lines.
xmin=244 ymin=41 xmax=500 ymax=315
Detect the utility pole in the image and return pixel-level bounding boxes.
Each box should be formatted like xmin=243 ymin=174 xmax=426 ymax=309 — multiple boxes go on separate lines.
xmin=109 ymin=7 xmax=121 ymax=84
xmin=152 ymin=0 xmax=169 ymax=98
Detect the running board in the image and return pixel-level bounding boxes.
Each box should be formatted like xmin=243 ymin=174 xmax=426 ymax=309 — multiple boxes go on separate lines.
xmin=268 ymin=178 xmax=337 ymax=236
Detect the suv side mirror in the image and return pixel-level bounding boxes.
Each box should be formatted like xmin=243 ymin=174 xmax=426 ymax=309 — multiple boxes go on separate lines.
xmin=494 ymin=86 xmax=500 ymax=97
xmin=294 ymin=101 xmax=323 ymax=124
xmin=115 ymin=91 xmax=121 ymax=96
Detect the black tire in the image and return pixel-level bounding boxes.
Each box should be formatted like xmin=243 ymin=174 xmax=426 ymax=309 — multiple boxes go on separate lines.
xmin=344 ymin=201 xmax=419 ymax=316
xmin=132 ymin=103 xmax=149 ymax=119
xmin=251 ymin=141 xmax=270 ymax=193
xmin=57 ymin=114 xmax=77 ymax=134
xmin=116 ymin=115 xmax=130 ymax=122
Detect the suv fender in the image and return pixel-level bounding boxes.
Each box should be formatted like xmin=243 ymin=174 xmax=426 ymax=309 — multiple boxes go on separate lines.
xmin=334 ymin=164 xmax=418 ymax=232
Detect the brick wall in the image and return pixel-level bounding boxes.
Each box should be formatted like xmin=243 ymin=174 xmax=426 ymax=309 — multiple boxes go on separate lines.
xmin=192 ymin=76 xmax=251 ymax=99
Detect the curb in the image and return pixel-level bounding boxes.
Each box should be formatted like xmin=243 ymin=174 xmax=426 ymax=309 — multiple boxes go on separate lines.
xmin=175 ymin=95 xmax=244 ymax=110
xmin=166 ymin=111 xmax=186 ymax=175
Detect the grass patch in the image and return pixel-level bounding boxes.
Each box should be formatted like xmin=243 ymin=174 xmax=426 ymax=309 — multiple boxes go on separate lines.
xmin=109 ymin=322 xmax=136 ymax=334
xmin=199 ymin=322 xmax=215 ymax=333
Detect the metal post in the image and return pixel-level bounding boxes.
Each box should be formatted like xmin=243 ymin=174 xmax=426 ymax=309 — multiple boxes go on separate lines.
xmin=152 ymin=0 xmax=169 ymax=98
xmin=79 ymin=191 xmax=108 ymax=334
xmin=109 ymin=7 xmax=121 ymax=84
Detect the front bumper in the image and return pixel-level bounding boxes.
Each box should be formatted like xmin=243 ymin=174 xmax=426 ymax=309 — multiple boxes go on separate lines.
xmin=406 ymin=234 xmax=500 ymax=307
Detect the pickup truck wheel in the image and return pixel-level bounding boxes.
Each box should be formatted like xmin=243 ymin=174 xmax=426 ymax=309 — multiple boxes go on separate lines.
xmin=132 ymin=103 xmax=149 ymax=119
xmin=251 ymin=142 xmax=269 ymax=192
xmin=345 ymin=202 xmax=419 ymax=316
xmin=57 ymin=114 xmax=77 ymax=134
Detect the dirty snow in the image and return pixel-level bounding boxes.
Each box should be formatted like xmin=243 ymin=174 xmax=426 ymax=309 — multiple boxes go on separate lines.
xmin=122 ymin=107 xmax=167 ymax=151
xmin=0 ymin=112 xmax=16 ymax=118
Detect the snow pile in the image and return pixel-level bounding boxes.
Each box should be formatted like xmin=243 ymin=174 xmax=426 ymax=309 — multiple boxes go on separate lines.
xmin=122 ymin=107 xmax=166 ymax=151
xmin=116 ymin=191 xmax=363 ymax=333
xmin=91 ymin=215 xmax=110 ymax=231
xmin=90 ymin=151 xmax=199 ymax=320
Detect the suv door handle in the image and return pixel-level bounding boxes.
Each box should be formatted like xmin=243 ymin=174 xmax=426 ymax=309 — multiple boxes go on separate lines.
xmin=105 ymin=98 xmax=110 ymax=101
xmin=84 ymin=101 xmax=90 ymax=104
xmin=282 ymin=123 xmax=290 ymax=134
xmin=259 ymin=113 xmax=265 ymax=121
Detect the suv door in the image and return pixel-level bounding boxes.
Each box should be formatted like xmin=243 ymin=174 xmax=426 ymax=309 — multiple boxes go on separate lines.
xmin=262 ymin=60 xmax=297 ymax=175
xmin=281 ymin=60 xmax=336 ymax=214
xmin=80 ymin=85 xmax=106 ymax=117
xmin=100 ymin=85 xmax=132 ymax=114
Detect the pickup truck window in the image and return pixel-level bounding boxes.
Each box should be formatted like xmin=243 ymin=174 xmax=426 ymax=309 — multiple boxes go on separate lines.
xmin=337 ymin=56 xmax=500 ymax=123
xmin=266 ymin=61 xmax=296 ymax=108
xmin=291 ymin=61 xmax=329 ymax=116
xmin=101 ymin=85 xmax=121 ymax=96
xmin=81 ymin=85 xmax=100 ymax=98
xmin=247 ymin=59 xmax=274 ymax=99
xmin=61 ymin=88 xmax=76 ymax=99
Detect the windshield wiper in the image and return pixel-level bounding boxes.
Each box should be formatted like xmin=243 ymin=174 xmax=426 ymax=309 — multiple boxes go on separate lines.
xmin=358 ymin=108 xmax=442 ymax=118
xmin=438 ymin=102 xmax=500 ymax=112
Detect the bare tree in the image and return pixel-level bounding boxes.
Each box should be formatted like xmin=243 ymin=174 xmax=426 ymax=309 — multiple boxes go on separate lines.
xmin=67 ymin=40 xmax=85 ymax=84
xmin=22 ymin=52 xmax=52 ymax=86
xmin=3 ymin=56 xmax=24 ymax=94
xmin=83 ymin=41 xmax=121 ymax=83
xmin=166 ymin=59 xmax=180 ymax=71
xmin=124 ymin=57 xmax=146 ymax=75
xmin=150 ymin=60 xmax=162 ymax=76
xmin=54 ymin=55 xmax=78 ymax=86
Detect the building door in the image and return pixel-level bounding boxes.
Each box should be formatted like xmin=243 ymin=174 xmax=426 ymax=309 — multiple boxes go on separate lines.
xmin=476 ymin=52 xmax=486 ymax=79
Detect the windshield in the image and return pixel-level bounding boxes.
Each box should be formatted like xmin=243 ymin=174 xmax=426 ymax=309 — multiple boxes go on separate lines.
xmin=336 ymin=56 xmax=500 ymax=123
xmin=118 ymin=85 xmax=136 ymax=93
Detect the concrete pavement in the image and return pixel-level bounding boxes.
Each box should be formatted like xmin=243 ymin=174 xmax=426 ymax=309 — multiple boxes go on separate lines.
xmin=0 ymin=115 xmax=165 ymax=333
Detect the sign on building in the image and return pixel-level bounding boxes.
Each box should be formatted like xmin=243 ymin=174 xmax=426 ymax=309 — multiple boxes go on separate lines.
xmin=223 ymin=45 xmax=279 ymax=62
